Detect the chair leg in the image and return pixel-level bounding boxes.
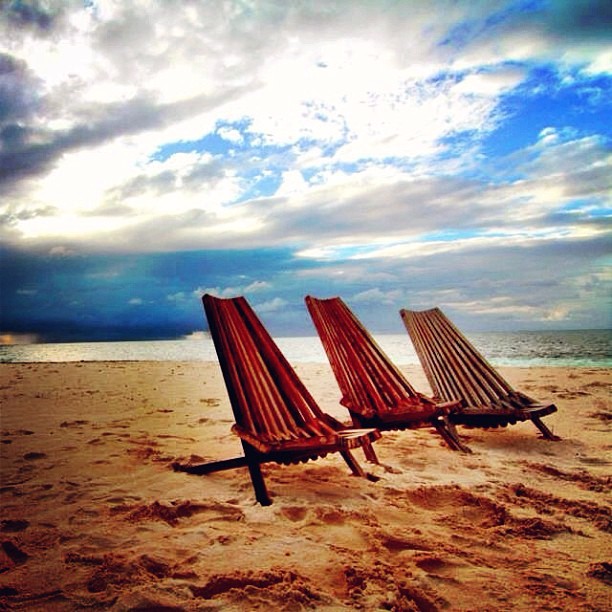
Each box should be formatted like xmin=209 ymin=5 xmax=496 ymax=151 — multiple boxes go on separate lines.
xmin=172 ymin=456 xmax=248 ymax=474
xmin=246 ymin=461 xmax=272 ymax=506
xmin=340 ymin=450 xmax=367 ymax=477
xmin=350 ymin=414 xmax=379 ymax=463
xmin=434 ymin=418 xmax=472 ymax=453
xmin=242 ymin=443 xmax=272 ymax=506
xmin=446 ymin=418 xmax=473 ymax=453
xmin=531 ymin=416 xmax=561 ymax=441
xmin=362 ymin=439 xmax=380 ymax=463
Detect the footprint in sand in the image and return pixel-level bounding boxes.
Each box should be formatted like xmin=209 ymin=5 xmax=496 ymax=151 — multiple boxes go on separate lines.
xmin=1 ymin=540 xmax=29 ymax=565
xmin=188 ymin=567 xmax=327 ymax=609
xmin=415 ymin=555 xmax=463 ymax=577
xmin=157 ymin=434 xmax=196 ymax=442
xmin=578 ymin=455 xmax=610 ymax=466
xmin=587 ymin=561 xmax=612 ymax=585
xmin=105 ymin=494 xmax=143 ymax=504
xmin=199 ymin=398 xmax=220 ymax=406
xmin=315 ymin=507 xmax=347 ymax=525
xmin=584 ymin=381 xmax=612 ymax=390
xmin=379 ymin=532 xmax=433 ymax=553
xmin=504 ymin=483 xmax=611 ymax=532
xmin=558 ymin=390 xmax=590 ymax=400
xmin=588 ymin=409 xmax=611 ymax=422
xmin=1 ymin=520 xmax=29 ymax=532
xmin=60 ymin=420 xmax=90 ymax=428
xmin=23 ymin=452 xmax=47 ymax=461
xmin=523 ymin=461 xmax=611 ymax=491
xmin=111 ymin=500 xmax=245 ymax=526
xmin=280 ymin=506 xmax=309 ymax=522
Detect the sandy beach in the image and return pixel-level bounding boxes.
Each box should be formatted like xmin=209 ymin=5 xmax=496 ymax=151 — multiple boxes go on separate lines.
xmin=1 ymin=361 xmax=610 ymax=610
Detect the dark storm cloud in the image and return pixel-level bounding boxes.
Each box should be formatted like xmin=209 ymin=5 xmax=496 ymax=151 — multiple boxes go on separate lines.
xmin=442 ymin=0 xmax=612 ymax=68
xmin=1 ymin=228 xmax=609 ymax=342
xmin=0 ymin=245 xmax=311 ymax=341
xmin=0 ymin=96 xmax=160 ymax=183
xmin=0 ymin=84 xmax=247 ymax=189
xmin=0 ymin=0 xmax=64 ymax=32
xmin=543 ymin=0 xmax=612 ymax=42
xmin=0 ymin=53 xmax=43 ymax=193
xmin=0 ymin=53 xmax=39 ymax=122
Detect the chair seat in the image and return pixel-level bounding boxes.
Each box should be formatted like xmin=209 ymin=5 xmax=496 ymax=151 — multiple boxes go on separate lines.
xmin=232 ymin=424 xmax=381 ymax=455
xmin=452 ymin=402 xmax=557 ymax=421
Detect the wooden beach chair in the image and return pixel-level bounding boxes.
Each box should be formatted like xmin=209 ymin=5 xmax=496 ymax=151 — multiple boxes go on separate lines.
xmin=400 ymin=307 xmax=559 ymax=440
xmin=304 ymin=296 xmax=470 ymax=460
xmin=173 ymin=294 xmax=381 ymax=506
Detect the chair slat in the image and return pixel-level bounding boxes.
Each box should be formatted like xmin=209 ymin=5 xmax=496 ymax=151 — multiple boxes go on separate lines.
xmin=401 ymin=308 xmax=513 ymax=406
xmin=429 ymin=308 xmax=513 ymax=399
xmin=236 ymin=296 xmax=331 ymax=428
xmin=404 ymin=309 xmax=470 ymax=404
xmin=208 ymin=297 xmax=298 ymax=441
xmin=306 ymin=296 xmax=420 ymax=415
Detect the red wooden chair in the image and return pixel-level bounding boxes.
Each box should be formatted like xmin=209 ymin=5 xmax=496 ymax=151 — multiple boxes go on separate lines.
xmin=173 ymin=294 xmax=381 ymax=506
xmin=304 ymin=296 xmax=470 ymax=460
xmin=400 ymin=307 xmax=559 ymax=440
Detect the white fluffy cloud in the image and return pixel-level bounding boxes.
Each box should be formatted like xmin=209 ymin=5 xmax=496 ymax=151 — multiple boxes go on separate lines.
xmin=1 ymin=1 xmax=609 ymax=252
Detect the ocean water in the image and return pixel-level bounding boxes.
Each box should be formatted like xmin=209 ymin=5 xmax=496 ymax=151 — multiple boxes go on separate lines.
xmin=0 ymin=330 xmax=610 ymax=367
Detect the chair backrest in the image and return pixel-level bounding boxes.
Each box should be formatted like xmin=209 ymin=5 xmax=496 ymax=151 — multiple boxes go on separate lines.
xmin=305 ymin=296 xmax=421 ymax=416
xmin=400 ymin=307 xmax=515 ymax=407
xmin=203 ymin=294 xmax=330 ymax=442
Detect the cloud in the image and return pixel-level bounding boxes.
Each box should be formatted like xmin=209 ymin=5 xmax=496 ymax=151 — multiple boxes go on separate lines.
xmin=351 ymin=288 xmax=404 ymax=305
xmin=48 ymin=245 xmax=75 ymax=257
xmin=539 ymin=0 xmax=612 ymax=44
xmin=195 ymin=280 xmax=272 ymax=300
xmin=254 ymin=297 xmax=288 ymax=313
xmin=0 ymin=1 xmax=609 ymax=337
xmin=442 ymin=0 xmax=612 ymax=75
xmin=0 ymin=0 xmax=64 ymax=32
xmin=166 ymin=292 xmax=186 ymax=302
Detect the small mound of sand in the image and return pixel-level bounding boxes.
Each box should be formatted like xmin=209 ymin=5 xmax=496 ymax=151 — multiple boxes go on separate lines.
xmin=112 ymin=499 xmax=245 ymax=526
xmin=190 ymin=568 xmax=333 ymax=609
xmin=587 ymin=561 xmax=612 ymax=585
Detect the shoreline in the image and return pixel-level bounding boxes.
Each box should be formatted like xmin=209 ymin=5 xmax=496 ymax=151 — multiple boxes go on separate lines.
xmin=2 ymin=329 xmax=610 ymax=369
xmin=1 ymin=362 xmax=610 ymax=610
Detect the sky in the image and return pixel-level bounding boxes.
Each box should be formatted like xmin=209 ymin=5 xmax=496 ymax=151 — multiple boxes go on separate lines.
xmin=0 ymin=0 xmax=611 ymax=343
